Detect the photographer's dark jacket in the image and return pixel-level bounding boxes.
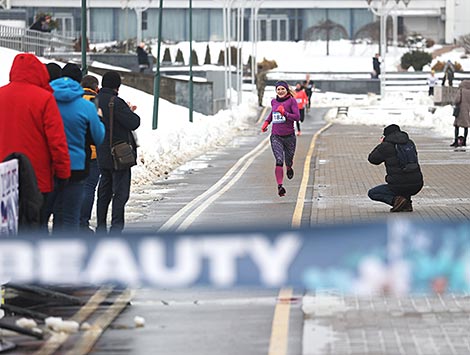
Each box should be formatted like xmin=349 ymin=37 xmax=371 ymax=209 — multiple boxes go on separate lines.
xmin=368 ymin=130 xmax=423 ymax=196
xmin=96 ymin=87 xmax=140 ymax=170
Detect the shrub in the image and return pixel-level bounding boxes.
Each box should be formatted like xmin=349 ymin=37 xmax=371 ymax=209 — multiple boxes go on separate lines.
xmin=400 ymin=50 xmax=432 ymax=71
xmin=191 ymin=49 xmax=199 ymax=66
xmin=425 ymin=38 xmax=435 ymax=48
xmin=204 ymin=44 xmax=211 ymax=64
xmin=162 ymin=48 xmax=172 ymax=63
xmin=217 ymin=49 xmax=225 ymax=65
xmin=432 ymin=60 xmax=463 ymax=72
xmin=175 ymin=48 xmax=184 ymax=64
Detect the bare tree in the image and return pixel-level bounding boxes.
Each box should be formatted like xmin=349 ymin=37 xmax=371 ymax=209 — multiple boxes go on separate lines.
xmin=460 ymin=34 xmax=470 ymax=54
xmin=304 ymin=19 xmax=348 ymax=56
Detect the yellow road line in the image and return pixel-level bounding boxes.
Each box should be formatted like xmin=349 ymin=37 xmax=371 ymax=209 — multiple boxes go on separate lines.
xmin=257 ymin=106 xmax=269 ymax=124
xmin=292 ymin=122 xmax=333 ymax=228
xmin=268 ymin=288 xmax=293 ymax=355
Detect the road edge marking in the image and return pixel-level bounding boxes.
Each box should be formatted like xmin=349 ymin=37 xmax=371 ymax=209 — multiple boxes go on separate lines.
xmin=268 ymin=288 xmax=293 ymax=355
xmin=292 ymin=122 xmax=333 ymax=228
xmin=177 ymin=139 xmax=269 ymax=231
xmin=159 ymin=136 xmax=269 ymax=232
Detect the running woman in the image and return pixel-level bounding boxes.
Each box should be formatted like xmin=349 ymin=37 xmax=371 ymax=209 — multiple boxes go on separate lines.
xmin=261 ymin=81 xmax=300 ymax=197
xmin=294 ymin=82 xmax=308 ymax=136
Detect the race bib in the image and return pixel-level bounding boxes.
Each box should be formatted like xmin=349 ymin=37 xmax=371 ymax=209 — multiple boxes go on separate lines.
xmin=296 ymin=98 xmax=302 ymax=103
xmin=272 ymin=111 xmax=286 ymax=124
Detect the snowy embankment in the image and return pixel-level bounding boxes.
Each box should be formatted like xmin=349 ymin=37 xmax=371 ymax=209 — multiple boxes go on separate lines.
xmin=0 ymin=47 xmax=259 ymax=187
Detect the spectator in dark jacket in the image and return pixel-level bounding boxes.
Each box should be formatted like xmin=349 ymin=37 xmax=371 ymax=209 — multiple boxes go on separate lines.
xmin=96 ymin=71 xmax=140 ymax=234
xmin=372 ymin=53 xmax=381 ymax=79
xmin=368 ymin=124 xmax=423 ymax=212
xmin=137 ymin=42 xmax=150 ymax=73
xmin=30 ymin=15 xmax=52 ymax=33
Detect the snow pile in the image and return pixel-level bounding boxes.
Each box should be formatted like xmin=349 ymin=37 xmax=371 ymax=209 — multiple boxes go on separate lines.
xmin=324 ymin=91 xmax=455 ymax=139
xmin=45 ymin=316 xmax=79 ymax=333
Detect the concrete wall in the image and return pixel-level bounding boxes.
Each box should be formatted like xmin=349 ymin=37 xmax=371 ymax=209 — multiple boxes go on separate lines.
xmin=266 ymin=78 xmax=380 ymax=95
xmin=89 ymin=67 xmax=216 ymax=115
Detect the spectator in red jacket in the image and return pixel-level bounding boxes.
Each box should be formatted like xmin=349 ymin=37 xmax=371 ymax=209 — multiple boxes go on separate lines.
xmin=294 ymin=82 xmax=308 ymax=136
xmin=0 ymin=53 xmax=71 ymax=226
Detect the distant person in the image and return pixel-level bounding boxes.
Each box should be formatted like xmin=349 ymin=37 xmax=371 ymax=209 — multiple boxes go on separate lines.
xmin=30 ymin=15 xmax=52 ymax=33
xmin=294 ymin=82 xmax=308 ymax=136
xmin=261 ymin=81 xmax=300 ymax=197
xmin=48 ymin=63 xmax=105 ymax=232
xmin=136 ymin=42 xmax=150 ymax=73
xmin=442 ymin=60 xmax=455 ymax=87
xmin=302 ymin=75 xmax=314 ymax=110
xmin=450 ymin=79 xmax=470 ymax=147
xmin=80 ymin=75 xmax=102 ymax=233
xmin=368 ymin=124 xmax=423 ymax=212
xmin=372 ymin=53 xmax=381 ymax=79
xmin=0 ymin=53 xmax=71 ymax=229
xmin=46 ymin=62 xmax=62 ymax=82
xmin=96 ymin=71 xmax=140 ymax=234
xmin=427 ymin=70 xmax=439 ymax=96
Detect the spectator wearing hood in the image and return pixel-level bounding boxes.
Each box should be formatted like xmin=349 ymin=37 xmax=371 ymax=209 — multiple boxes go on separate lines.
xmin=47 ymin=63 xmax=105 ymax=232
xmin=0 ymin=53 xmax=70 ymax=229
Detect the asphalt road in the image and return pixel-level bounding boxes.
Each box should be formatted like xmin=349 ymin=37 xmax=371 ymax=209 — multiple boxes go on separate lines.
xmin=93 ymin=288 xmax=304 ymax=355
xmin=126 ymin=107 xmax=330 ymax=233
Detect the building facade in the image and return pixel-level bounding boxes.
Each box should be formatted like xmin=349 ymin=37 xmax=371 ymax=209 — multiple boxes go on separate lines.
xmin=2 ymin=0 xmax=468 ymax=44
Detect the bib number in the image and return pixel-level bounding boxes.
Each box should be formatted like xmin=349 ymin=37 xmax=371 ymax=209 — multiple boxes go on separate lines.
xmin=272 ymin=112 xmax=286 ymax=124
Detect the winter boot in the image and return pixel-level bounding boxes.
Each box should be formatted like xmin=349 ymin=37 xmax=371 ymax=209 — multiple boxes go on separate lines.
xmin=390 ymin=196 xmax=407 ymax=212
xmin=278 ymin=184 xmax=286 ymax=197
xmin=450 ymin=140 xmax=458 ymax=147
xmin=402 ymin=200 xmax=413 ymax=212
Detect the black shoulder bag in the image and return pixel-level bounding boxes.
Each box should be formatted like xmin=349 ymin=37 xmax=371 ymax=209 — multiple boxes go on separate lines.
xmin=109 ymin=96 xmax=137 ymax=170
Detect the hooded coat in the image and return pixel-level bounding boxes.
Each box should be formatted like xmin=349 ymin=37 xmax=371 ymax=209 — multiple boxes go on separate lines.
xmin=50 ymin=77 xmax=104 ymax=178
xmin=0 ymin=53 xmax=70 ymax=193
xmin=368 ymin=129 xmax=423 ymax=197
xmin=453 ymin=80 xmax=470 ymax=128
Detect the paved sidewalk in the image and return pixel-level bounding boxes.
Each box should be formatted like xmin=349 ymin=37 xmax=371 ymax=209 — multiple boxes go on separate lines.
xmin=310 ymin=123 xmax=470 ymax=225
xmin=303 ymin=292 xmax=470 ymax=355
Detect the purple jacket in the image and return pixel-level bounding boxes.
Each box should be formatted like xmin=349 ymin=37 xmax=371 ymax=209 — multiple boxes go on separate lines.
xmin=265 ymin=96 xmax=300 ymax=136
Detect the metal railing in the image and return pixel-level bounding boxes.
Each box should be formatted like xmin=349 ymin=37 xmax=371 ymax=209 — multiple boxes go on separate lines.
xmin=0 ymin=24 xmax=74 ymax=56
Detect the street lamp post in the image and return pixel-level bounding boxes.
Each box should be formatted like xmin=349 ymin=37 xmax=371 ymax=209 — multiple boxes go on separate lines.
xmin=365 ymin=0 xmax=410 ymax=97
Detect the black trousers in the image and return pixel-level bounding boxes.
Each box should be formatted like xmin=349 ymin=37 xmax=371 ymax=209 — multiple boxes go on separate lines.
xmin=96 ymin=168 xmax=131 ymax=234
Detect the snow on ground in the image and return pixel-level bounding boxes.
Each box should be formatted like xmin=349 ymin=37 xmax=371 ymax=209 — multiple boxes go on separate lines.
xmin=0 ymin=46 xmax=258 ymax=186
xmin=1 ymin=41 xmax=466 ymax=187
xmin=154 ymin=40 xmax=470 ymax=73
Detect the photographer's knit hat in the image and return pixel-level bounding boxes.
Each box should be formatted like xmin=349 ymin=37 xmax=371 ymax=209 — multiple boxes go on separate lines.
xmin=383 ymin=124 xmax=401 ymax=136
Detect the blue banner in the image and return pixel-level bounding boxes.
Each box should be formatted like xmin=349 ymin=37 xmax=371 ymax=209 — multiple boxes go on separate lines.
xmin=1 ymin=219 xmax=469 ymax=294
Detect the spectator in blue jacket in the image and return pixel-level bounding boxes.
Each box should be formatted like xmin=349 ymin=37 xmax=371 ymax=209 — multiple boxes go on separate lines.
xmin=47 ymin=63 xmax=105 ymax=232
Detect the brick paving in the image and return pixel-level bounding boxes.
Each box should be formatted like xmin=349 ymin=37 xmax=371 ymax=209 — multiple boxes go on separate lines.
xmin=304 ymin=293 xmax=470 ymax=355
xmin=310 ymin=123 xmax=470 ymax=225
